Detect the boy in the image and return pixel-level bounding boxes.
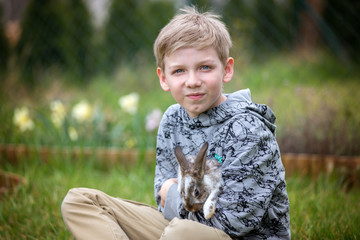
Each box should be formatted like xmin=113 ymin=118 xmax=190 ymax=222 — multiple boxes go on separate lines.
xmin=62 ymin=7 xmax=290 ymax=239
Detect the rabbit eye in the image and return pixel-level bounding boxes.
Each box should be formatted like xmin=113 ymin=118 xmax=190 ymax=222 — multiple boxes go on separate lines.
xmin=194 ymin=189 xmax=200 ymax=197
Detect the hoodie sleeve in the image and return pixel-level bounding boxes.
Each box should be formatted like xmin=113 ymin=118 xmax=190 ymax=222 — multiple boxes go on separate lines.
xmin=154 ymin=105 xmax=192 ymax=219
xmin=192 ymin=115 xmax=289 ymax=239
xmin=154 ymin=106 xmax=181 ymax=213
xmin=163 ymin=183 xmax=182 ymax=220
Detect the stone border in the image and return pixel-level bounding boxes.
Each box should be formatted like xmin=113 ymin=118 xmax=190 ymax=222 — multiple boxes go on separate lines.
xmin=282 ymin=153 xmax=360 ymax=177
xmin=0 ymin=144 xmax=156 ymax=166
xmin=1 ymin=144 xmax=360 ymax=177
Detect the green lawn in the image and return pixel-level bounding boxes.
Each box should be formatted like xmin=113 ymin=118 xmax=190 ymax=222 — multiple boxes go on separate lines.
xmin=1 ymin=154 xmax=359 ymax=239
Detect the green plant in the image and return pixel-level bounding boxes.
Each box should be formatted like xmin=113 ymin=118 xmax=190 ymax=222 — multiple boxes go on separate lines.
xmin=287 ymin=174 xmax=360 ymax=239
xmin=1 ymin=54 xmax=359 ymax=156
xmin=0 ymin=3 xmax=8 ymax=74
xmin=0 ymin=154 xmax=359 ymax=239
xmin=0 ymin=154 xmax=156 ymax=239
xmin=15 ymin=0 xmax=93 ymax=84
xmin=2 ymin=92 xmax=162 ymax=150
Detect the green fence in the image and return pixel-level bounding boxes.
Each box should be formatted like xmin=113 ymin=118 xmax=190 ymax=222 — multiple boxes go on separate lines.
xmin=1 ymin=0 xmax=359 ymax=83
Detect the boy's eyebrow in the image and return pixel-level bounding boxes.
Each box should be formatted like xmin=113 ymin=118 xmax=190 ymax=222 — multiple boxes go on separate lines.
xmin=166 ymin=63 xmax=184 ymax=69
xmin=167 ymin=59 xmax=218 ymax=69
xmin=197 ymin=59 xmax=217 ymax=65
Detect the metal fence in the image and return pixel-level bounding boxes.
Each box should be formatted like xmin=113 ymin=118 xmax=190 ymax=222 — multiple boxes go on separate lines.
xmin=1 ymin=0 xmax=359 ymax=82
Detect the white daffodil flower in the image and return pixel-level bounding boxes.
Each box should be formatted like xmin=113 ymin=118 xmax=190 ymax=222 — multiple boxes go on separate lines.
xmin=118 ymin=92 xmax=139 ymax=115
xmin=13 ymin=107 xmax=35 ymax=132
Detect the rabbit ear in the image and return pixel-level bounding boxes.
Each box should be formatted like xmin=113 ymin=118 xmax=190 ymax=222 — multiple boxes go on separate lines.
xmin=175 ymin=146 xmax=190 ymax=173
xmin=193 ymin=142 xmax=208 ymax=177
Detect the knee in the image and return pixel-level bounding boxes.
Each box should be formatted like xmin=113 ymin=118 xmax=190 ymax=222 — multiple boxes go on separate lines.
xmin=161 ymin=218 xmax=192 ymax=239
xmin=61 ymin=188 xmax=76 ymax=217
xmin=165 ymin=218 xmax=188 ymax=233
xmin=161 ymin=218 xmax=232 ymax=240
xmin=61 ymin=188 xmax=88 ymax=218
xmin=61 ymin=187 xmax=105 ymax=214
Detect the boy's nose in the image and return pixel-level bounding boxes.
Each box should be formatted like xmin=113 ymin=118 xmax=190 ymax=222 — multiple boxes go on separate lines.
xmin=185 ymin=72 xmax=201 ymax=88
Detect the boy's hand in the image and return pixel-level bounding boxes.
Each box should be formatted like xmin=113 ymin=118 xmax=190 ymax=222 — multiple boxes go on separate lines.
xmin=159 ymin=178 xmax=178 ymax=208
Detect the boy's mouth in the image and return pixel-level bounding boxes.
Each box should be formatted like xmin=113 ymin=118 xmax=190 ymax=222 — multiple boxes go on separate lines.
xmin=187 ymin=93 xmax=205 ymax=100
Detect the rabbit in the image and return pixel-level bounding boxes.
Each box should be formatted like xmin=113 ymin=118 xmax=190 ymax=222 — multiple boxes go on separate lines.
xmin=174 ymin=142 xmax=223 ymax=219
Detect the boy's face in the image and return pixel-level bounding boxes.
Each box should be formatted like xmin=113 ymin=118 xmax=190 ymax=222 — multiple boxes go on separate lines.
xmin=157 ymin=47 xmax=234 ymax=118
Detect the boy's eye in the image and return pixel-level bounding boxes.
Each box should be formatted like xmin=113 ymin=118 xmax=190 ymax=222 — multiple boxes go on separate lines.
xmin=200 ymin=65 xmax=211 ymax=71
xmin=173 ymin=69 xmax=184 ymax=74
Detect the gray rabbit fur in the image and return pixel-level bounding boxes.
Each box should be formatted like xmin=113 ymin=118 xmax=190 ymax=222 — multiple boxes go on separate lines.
xmin=174 ymin=142 xmax=223 ymax=219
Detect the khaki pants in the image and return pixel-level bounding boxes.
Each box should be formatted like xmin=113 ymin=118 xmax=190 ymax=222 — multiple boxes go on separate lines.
xmin=61 ymin=188 xmax=232 ymax=240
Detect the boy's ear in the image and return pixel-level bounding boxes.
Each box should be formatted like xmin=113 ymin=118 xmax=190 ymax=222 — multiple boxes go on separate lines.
xmin=223 ymin=57 xmax=234 ymax=83
xmin=157 ymin=67 xmax=170 ymax=92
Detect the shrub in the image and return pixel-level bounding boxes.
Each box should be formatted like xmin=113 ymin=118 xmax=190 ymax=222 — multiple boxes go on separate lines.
xmin=15 ymin=0 xmax=93 ymax=84
xmin=0 ymin=3 xmax=9 ymax=74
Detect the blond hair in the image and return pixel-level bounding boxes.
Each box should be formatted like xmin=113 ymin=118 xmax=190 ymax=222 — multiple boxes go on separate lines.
xmin=153 ymin=6 xmax=232 ymax=70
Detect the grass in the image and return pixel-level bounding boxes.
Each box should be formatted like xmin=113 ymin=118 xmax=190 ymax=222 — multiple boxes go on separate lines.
xmin=0 ymin=154 xmax=156 ymax=239
xmin=287 ymin=174 xmax=360 ymax=239
xmin=0 ymin=154 xmax=359 ymax=239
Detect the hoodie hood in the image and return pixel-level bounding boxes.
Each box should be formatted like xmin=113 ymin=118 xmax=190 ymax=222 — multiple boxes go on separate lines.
xmin=179 ymin=89 xmax=277 ymax=133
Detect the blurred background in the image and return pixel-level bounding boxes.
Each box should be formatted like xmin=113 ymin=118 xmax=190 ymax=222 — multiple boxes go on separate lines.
xmin=1 ymin=0 xmax=359 ymax=154
xmin=1 ymin=1 xmax=360 ymax=239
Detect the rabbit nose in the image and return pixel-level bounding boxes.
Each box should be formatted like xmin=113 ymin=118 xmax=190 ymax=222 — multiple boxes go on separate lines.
xmin=184 ymin=202 xmax=203 ymax=212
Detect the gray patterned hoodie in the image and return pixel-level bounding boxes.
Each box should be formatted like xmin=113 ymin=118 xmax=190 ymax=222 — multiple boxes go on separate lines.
xmin=154 ymin=89 xmax=291 ymax=239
